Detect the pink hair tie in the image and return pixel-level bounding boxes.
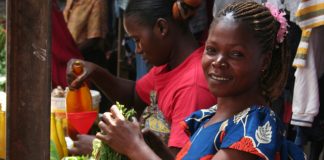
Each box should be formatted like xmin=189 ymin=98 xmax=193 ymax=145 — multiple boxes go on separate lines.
xmin=265 ymin=2 xmax=289 ymax=43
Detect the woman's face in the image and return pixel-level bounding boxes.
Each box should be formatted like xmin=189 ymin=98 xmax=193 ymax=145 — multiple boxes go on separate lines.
xmin=123 ymin=16 xmax=170 ymax=66
xmin=202 ymin=18 xmax=268 ymax=98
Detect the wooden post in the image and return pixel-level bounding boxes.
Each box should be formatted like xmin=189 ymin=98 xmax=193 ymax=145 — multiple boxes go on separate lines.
xmin=6 ymin=0 xmax=51 ymax=159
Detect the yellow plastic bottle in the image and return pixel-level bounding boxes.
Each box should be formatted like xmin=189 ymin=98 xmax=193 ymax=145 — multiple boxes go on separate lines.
xmin=51 ymin=86 xmax=68 ymax=136
xmin=0 ymin=103 xmax=5 ymax=159
xmin=55 ymin=117 xmax=68 ymax=157
xmin=50 ymin=113 xmax=63 ymax=159
xmin=66 ymin=60 xmax=93 ymax=140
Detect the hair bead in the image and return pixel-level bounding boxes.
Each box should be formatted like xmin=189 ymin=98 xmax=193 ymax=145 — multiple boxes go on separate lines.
xmin=172 ymin=0 xmax=202 ymax=21
xmin=172 ymin=1 xmax=182 ymax=20
xmin=183 ymin=0 xmax=202 ymax=8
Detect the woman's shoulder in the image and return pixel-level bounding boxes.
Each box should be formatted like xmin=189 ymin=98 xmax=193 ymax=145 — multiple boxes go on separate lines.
xmin=231 ymin=106 xmax=279 ymax=129
xmin=235 ymin=106 xmax=277 ymax=119
xmin=181 ymin=105 xmax=217 ymax=133
xmin=219 ymin=106 xmax=285 ymax=160
xmin=186 ymin=105 xmax=217 ymax=121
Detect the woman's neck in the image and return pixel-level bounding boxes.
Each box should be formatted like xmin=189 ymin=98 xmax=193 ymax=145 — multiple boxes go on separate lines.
xmin=166 ymin=33 xmax=199 ymax=70
xmin=207 ymin=91 xmax=267 ymax=126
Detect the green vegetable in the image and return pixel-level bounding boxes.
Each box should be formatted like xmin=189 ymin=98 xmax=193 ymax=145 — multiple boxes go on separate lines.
xmin=92 ymin=102 xmax=136 ymax=160
xmin=50 ymin=140 xmax=60 ymax=160
xmin=61 ymin=155 xmax=94 ymax=160
xmin=0 ymin=23 xmax=6 ymax=92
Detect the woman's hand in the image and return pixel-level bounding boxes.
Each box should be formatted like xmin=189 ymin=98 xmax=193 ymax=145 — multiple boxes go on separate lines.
xmin=68 ymin=134 xmax=95 ymax=156
xmin=96 ymin=105 xmax=146 ymax=157
xmin=66 ymin=59 xmax=97 ymax=90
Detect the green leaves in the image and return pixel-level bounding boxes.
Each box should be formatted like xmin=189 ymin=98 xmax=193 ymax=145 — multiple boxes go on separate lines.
xmin=0 ymin=24 xmax=6 ymax=92
xmin=92 ymin=102 xmax=136 ymax=160
xmin=115 ymin=101 xmax=136 ymax=120
xmin=50 ymin=140 xmax=60 ymax=160
xmin=61 ymin=156 xmax=93 ymax=160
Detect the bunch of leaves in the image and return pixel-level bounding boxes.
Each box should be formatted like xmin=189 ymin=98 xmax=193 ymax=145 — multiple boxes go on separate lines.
xmin=50 ymin=140 xmax=60 ymax=160
xmin=92 ymin=102 xmax=136 ymax=160
xmin=0 ymin=24 xmax=6 ymax=92
xmin=61 ymin=155 xmax=94 ymax=160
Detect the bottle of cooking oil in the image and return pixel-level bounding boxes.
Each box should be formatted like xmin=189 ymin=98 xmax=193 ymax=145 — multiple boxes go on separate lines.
xmin=66 ymin=60 xmax=92 ymax=140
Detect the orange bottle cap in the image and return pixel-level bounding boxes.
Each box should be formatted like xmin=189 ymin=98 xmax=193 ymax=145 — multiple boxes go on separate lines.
xmin=72 ymin=60 xmax=83 ymax=75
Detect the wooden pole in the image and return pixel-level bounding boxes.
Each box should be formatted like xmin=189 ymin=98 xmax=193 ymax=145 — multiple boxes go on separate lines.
xmin=6 ymin=0 xmax=51 ymax=159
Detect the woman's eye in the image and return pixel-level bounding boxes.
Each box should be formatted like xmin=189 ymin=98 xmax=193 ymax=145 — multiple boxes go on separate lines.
xmin=205 ymin=47 xmax=217 ymax=55
xmin=230 ymin=51 xmax=243 ymax=58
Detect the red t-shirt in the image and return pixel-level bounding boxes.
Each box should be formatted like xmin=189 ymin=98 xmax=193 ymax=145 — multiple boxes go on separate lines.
xmin=136 ymin=46 xmax=217 ymax=148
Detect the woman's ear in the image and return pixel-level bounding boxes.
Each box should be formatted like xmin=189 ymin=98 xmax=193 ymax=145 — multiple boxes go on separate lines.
xmin=154 ymin=18 xmax=169 ymax=37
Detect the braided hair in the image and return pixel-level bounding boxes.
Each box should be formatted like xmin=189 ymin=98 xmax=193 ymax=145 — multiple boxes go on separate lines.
xmin=124 ymin=0 xmax=201 ymax=33
xmin=215 ymin=1 xmax=290 ymax=101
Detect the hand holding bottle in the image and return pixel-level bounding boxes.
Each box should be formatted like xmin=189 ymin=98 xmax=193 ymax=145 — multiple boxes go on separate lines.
xmin=66 ymin=59 xmax=98 ymax=90
xmin=66 ymin=60 xmax=95 ymax=140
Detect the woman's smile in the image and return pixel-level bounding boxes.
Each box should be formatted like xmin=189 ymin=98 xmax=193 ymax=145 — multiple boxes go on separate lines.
xmin=208 ymin=73 xmax=232 ymax=82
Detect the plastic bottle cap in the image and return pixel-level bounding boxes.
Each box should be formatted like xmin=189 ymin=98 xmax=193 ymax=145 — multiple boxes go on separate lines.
xmin=72 ymin=61 xmax=83 ymax=75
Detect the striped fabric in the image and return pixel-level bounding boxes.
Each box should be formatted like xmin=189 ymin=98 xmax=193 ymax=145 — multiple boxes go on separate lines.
xmin=293 ymin=29 xmax=311 ymax=67
xmin=293 ymin=0 xmax=324 ymax=68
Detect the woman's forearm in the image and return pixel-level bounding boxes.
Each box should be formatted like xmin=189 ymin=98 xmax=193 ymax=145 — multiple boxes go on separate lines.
xmin=90 ymin=66 xmax=136 ymax=106
xmin=127 ymin=142 xmax=162 ymax=160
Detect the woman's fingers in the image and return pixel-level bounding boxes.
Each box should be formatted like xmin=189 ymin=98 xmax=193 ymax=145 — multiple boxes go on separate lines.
xmin=96 ymin=131 xmax=110 ymax=142
xmin=66 ymin=59 xmax=89 ymax=89
xmin=101 ymin=112 xmax=114 ymax=126
xmin=131 ymin=117 xmax=139 ymax=126
xmin=71 ymin=69 xmax=88 ymax=87
xmin=98 ymin=110 xmax=123 ymax=134
xmin=110 ymin=105 xmax=125 ymax=121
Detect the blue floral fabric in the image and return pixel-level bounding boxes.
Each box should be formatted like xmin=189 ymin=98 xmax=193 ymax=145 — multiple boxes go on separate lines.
xmin=176 ymin=105 xmax=305 ymax=160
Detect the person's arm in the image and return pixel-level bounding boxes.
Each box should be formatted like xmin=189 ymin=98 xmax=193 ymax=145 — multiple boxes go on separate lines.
xmin=212 ymin=149 xmax=258 ymax=160
xmin=169 ymin=147 xmax=181 ymax=156
xmin=142 ymin=129 xmax=175 ymax=160
xmin=66 ymin=59 xmax=147 ymax=113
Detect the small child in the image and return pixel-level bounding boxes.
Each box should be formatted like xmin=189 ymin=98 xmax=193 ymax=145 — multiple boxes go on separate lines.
xmin=96 ymin=1 xmax=305 ymax=160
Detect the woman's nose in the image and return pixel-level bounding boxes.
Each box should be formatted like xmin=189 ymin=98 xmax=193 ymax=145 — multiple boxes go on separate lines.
xmin=211 ymin=55 xmax=228 ymax=69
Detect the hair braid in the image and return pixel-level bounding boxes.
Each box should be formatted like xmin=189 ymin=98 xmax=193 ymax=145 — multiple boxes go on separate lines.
xmin=217 ymin=1 xmax=290 ymax=101
xmin=172 ymin=0 xmax=202 ymax=20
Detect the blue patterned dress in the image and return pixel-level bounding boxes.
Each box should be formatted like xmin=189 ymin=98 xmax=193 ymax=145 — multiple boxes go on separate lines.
xmin=176 ymin=105 xmax=305 ymax=160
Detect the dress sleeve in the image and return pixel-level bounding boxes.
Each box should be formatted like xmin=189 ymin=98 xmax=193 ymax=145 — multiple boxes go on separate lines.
xmin=220 ymin=107 xmax=280 ymax=160
xmin=182 ymin=107 xmax=216 ymax=137
xmin=168 ymin=85 xmax=216 ymax=148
